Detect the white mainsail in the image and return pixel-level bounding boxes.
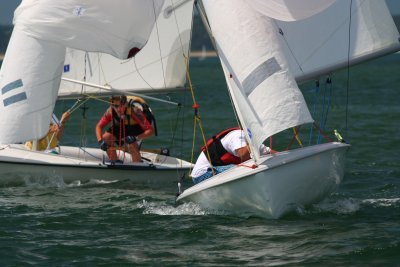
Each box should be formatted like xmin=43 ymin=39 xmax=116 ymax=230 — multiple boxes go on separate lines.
xmin=60 ymin=0 xmax=195 ymax=98
xmin=0 ymin=0 xmax=166 ymax=144
xmin=201 ymin=0 xmax=400 ymax=160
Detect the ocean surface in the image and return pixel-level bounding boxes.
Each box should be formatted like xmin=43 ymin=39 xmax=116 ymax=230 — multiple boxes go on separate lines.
xmin=0 ymin=54 xmax=399 ymax=266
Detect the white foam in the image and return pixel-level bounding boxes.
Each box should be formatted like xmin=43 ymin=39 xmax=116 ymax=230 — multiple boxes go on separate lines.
xmin=138 ymin=199 xmax=207 ymax=216
xmin=362 ymin=197 xmax=400 ymax=207
xmin=312 ymin=198 xmax=361 ymax=214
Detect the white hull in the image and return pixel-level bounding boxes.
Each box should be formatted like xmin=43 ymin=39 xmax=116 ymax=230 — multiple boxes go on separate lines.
xmin=0 ymin=144 xmax=192 ymax=188
xmin=177 ymin=142 xmax=350 ymax=218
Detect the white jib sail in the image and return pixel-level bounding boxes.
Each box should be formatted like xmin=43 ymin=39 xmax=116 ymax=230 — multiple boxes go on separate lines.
xmin=202 ymin=0 xmax=314 ymax=160
xmin=60 ymin=0 xmax=195 ymax=98
xmin=0 ymin=29 xmax=66 ymax=144
xmin=0 ymin=0 xmax=167 ymax=144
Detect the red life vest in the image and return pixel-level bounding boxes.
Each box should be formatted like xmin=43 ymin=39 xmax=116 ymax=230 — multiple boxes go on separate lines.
xmin=201 ymin=127 xmax=243 ymax=166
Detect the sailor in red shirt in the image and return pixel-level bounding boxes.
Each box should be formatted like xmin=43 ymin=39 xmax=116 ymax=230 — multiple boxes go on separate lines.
xmin=96 ymin=95 xmax=154 ymax=163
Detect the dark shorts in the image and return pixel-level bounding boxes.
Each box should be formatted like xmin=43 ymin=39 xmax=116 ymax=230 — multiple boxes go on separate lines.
xmin=107 ymin=125 xmax=143 ymax=144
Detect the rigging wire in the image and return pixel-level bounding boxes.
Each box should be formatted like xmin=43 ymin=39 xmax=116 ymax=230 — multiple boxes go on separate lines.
xmin=155 ymin=0 xmax=217 ymax=175
xmin=345 ymin=0 xmax=353 ymax=138
xmin=79 ymin=53 xmax=89 ymax=148
xmin=165 ymin=0 xmax=193 ymax=174
xmin=321 ymin=78 xmax=333 ymax=132
xmin=308 ymin=80 xmax=320 ymax=145
xmin=152 ymin=0 xmax=168 ymax=90
xmin=130 ymin=0 xmax=168 ymax=92
xmin=183 ymin=54 xmax=214 ymax=175
xmin=275 ymin=22 xmax=304 ymax=75
xmin=317 ymin=77 xmax=333 ymax=144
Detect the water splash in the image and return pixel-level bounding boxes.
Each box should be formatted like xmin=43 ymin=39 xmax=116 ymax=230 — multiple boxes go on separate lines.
xmin=23 ymin=173 xmax=68 ymax=189
xmin=138 ymin=199 xmax=207 ymax=216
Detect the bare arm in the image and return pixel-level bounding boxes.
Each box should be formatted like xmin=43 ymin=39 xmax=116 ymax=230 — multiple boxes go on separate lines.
xmin=60 ymin=111 xmax=70 ymax=125
xmin=54 ymin=111 xmax=71 ymax=140
xmin=137 ymin=127 xmax=154 ymax=141
xmin=235 ymin=145 xmax=251 ymax=162
xmin=95 ymin=123 xmax=104 ymax=142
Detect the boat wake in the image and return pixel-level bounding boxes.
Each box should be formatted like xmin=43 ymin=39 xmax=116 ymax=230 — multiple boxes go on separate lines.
xmin=21 ymin=175 xmax=119 ymax=189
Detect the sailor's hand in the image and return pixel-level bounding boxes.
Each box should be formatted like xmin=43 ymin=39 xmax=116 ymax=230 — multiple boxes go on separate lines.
xmin=99 ymin=140 xmax=108 ymax=151
xmin=60 ymin=111 xmax=71 ymax=124
xmin=126 ymin=136 xmax=137 ymax=144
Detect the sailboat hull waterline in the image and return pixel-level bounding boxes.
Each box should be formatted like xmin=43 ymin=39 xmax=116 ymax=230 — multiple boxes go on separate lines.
xmin=177 ymin=142 xmax=350 ymax=219
xmin=0 ymin=144 xmax=192 ymax=187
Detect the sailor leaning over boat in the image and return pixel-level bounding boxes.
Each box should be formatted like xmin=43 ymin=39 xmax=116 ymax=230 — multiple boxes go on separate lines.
xmin=191 ymin=128 xmax=273 ymax=184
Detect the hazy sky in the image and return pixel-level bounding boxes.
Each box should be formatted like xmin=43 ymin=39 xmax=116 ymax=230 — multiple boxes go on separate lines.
xmin=1 ymin=0 xmax=400 ymax=25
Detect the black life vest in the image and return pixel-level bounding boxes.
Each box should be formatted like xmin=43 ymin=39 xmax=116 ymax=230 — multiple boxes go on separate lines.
xmin=111 ymin=96 xmax=158 ymax=136
xmin=201 ymin=127 xmax=243 ymax=166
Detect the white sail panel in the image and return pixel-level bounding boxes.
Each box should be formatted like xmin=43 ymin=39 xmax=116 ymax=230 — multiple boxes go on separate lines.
xmin=60 ymin=0 xmax=194 ymax=97
xmin=202 ymin=0 xmax=313 ymax=159
xmin=14 ymin=0 xmax=165 ymax=59
xmin=0 ymin=29 xmax=65 ymax=144
xmin=276 ymin=0 xmax=400 ymax=82
xmin=247 ymin=0 xmax=336 ymax=21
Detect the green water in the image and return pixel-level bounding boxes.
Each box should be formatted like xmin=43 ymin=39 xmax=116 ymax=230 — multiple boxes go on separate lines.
xmin=0 ymin=54 xmax=399 ymax=266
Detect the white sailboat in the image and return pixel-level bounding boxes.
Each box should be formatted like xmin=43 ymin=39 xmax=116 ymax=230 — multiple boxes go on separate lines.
xmin=176 ymin=0 xmax=400 ymax=218
xmin=0 ymin=0 xmax=195 ymax=186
